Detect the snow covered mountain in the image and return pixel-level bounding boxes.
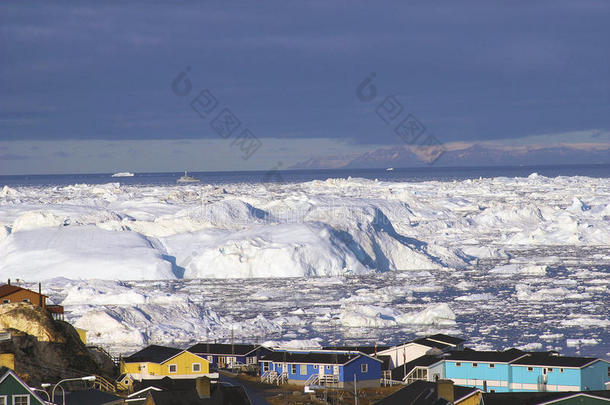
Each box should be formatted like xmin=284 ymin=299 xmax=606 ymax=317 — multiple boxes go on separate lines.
xmin=291 ymin=143 xmax=610 ymax=169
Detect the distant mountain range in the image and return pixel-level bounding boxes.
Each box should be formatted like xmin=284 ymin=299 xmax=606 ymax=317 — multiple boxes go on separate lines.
xmin=290 ymin=143 xmax=610 ymax=169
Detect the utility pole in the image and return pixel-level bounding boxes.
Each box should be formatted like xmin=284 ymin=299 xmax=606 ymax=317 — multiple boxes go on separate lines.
xmin=354 ymin=373 xmax=358 ymax=405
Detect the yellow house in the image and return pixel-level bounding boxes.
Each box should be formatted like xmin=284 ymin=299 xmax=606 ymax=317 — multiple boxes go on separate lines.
xmin=120 ymin=345 xmax=212 ymax=381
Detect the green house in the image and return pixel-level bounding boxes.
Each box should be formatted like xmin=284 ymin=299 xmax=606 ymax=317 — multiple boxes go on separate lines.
xmin=0 ymin=367 xmax=46 ymax=405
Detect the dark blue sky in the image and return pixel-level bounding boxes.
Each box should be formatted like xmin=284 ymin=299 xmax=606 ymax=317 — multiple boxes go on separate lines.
xmin=1 ymin=1 xmax=609 ymax=174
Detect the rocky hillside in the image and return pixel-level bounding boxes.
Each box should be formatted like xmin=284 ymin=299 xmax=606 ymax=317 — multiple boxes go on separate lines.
xmin=0 ymin=303 xmax=115 ymax=385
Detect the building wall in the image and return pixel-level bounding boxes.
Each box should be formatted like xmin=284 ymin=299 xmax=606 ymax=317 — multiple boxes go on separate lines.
xmin=194 ymin=354 xmax=245 ymax=367
xmin=0 ymin=354 xmax=15 ymax=370
xmin=428 ymin=362 xmax=445 ymax=381
xmin=74 ymin=328 xmax=87 ymax=344
xmin=456 ymin=392 xmax=482 ymax=405
xmin=381 ymin=344 xmax=432 ymax=368
xmin=342 ymin=356 xmax=382 ymax=387
xmin=1 ymin=290 xmax=45 ymax=308
xmin=581 ymin=360 xmax=609 ymax=391
xmin=511 ymin=365 xmax=581 ymax=392
xmin=160 ymin=352 xmax=210 ymax=376
xmin=445 ymin=361 xmax=511 ymax=392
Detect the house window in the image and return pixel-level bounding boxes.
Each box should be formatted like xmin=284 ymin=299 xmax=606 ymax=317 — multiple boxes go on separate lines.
xmin=489 ymin=363 xmax=495 ymax=368
xmin=124 ymin=380 xmax=130 ymax=385
xmin=361 ymin=364 xmax=368 ymax=373
xmin=527 ymin=367 xmax=533 ymax=371
xmin=22 ymin=299 xmax=30 ymax=303
xmin=490 ymin=390 xmax=496 ymax=393
xmin=326 ymin=365 xmax=331 ymax=370
xmin=291 ymin=365 xmax=297 ymax=374
xmin=0 ymin=395 xmax=6 ymax=405
xmin=472 ymin=363 xmax=478 ymax=368
xmin=12 ymin=396 xmax=29 ymax=405
xmin=455 ymin=362 xmax=461 ymax=367
xmin=207 ymin=356 xmax=213 ymax=362
xmin=263 ymin=362 xmax=269 ymax=372
xmin=193 ymin=363 xmax=201 ymax=372
xmin=548 ymin=368 xmax=553 ymax=372
xmin=168 ymin=364 xmax=177 ymax=373
xmin=314 ymin=365 xmax=318 ymax=369
xmin=2 ymin=299 xmax=9 ymax=304
xmin=560 ymin=368 xmax=564 ymax=373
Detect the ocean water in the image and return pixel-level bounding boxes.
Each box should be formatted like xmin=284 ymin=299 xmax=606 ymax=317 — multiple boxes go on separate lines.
xmin=1 ymin=163 xmax=609 ymax=187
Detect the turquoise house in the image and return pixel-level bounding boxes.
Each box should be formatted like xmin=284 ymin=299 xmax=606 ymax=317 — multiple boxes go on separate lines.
xmin=442 ymin=350 xmax=610 ymax=393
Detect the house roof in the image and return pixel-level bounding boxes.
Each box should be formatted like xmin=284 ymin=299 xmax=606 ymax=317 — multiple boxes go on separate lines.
xmin=0 ymin=284 xmax=47 ymax=299
xmin=511 ymin=354 xmax=601 ymax=368
xmin=188 ymin=343 xmax=260 ymax=356
xmin=390 ymin=355 xmax=444 ymax=381
xmin=411 ymin=338 xmax=452 ymax=350
xmin=482 ymin=390 xmax=610 ymax=405
xmin=445 ymin=348 xmax=526 ymax=363
xmin=64 ymin=389 xmax=123 ymax=405
xmin=374 ymin=380 xmax=479 ymax=405
xmin=260 ymin=350 xmax=379 ymax=365
xmin=322 ymin=345 xmax=392 ymax=355
xmin=426 ymin=334 xmax=465 ymax=346
xmin=123 ymin=345 xmax=183 ymax=363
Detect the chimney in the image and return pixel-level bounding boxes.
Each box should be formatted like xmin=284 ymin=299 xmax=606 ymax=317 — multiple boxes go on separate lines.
xmin=7 ymin=279 xmax=10 ymax=286
xmin=39 ymin=283 xmax=43 ymax=307
xmin=437 ymin=379 xmax=455 ymax=403
xmin=195 ymin=377 xmax=211 ymax=399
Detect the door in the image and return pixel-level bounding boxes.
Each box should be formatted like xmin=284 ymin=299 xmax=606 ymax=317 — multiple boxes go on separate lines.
xmin=319 ymin=364 xmax=325 ymax=378
xmin=333 ymin=365 xmax=339 ymax=375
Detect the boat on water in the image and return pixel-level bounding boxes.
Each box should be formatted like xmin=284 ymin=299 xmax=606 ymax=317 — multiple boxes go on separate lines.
xmin=386 ymin=167 xmax=394 ymax=171
xmin=177 ymin=170 xmax=200 ymax=184
xmin=111 ymin=172 xmax=134 ymax=177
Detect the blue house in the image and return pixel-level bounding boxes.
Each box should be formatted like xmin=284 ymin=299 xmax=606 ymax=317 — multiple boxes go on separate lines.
xmin=187 ymin=343 xmax=270 ymax=369
xmin=510 ymin=354 xmax=610 ymax=392
xmin=259 ymin=349 xmax=383 ymax=389
xmin=438 ymin=350 xmax=610 ymax=393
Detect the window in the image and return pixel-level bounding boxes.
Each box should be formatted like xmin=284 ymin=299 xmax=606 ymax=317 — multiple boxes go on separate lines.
xmin=207 ymin=356 xmax=213 ymax=361
xmin=472 ymin=363 xmax=478 ymax=368
xmin=168 ymin=364 xmax=177 ymax=373
xmin=455 ymin=362 xmax=461 ymax=367
xmin=326 ymin=365 xmax=331 ymax=370
xmin=490 ymin=390 xmax=496 ymax=393
xmin=527 ymin=367 xmax=533 ymax=371
xmin=291 ymin=365 xmax=297 ymax=374
xmin=314 ymin=365 xmax=318 ymax=369
xmin=300 ymin=365 xmax=307 ymax=375
xmin=193 ymin=363 xmax=201 ymax=372
xmin=21 ymin=299 xmax=30 ymax=303
xmin=263 ymin=362 xmax=269 ymax=372
xmin=12 ymin=396 xmax=29 ymax=405
xmin=361 ymin=364 xmax=368 ymax=373
xmin=0 ymin=395 xmax=6 ymax=405
xmin=124 ymin=380 xmax=130 ymax=385
xmin=560 ymin=368 xmax=564 ymax=373
xmin=2 ymin=299 xmax=9 ymax=304
xmin=489 ymin=363 xmax=495 ymax=368
xmin=548 ymin=368 xmax=553 ymax=372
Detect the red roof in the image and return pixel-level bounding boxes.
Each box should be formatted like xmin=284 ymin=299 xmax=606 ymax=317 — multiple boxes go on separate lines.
xmin=0 ymin=284 xmax=47 ymax=299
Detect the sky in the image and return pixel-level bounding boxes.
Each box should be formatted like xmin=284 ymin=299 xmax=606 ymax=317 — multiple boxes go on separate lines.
xmin=1 ymin=1 xmax=609 ymax=174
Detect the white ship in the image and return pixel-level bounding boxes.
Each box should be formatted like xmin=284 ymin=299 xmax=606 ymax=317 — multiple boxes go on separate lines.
xmin=177 ymin=170 xmax=200 ymax=183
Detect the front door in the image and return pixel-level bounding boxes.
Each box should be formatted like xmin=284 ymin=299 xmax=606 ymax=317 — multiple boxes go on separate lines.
xmin=319 ymin=365 xmax=325 ymax=379
xmin=333 ymin=365 xmax=339 ymax=375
